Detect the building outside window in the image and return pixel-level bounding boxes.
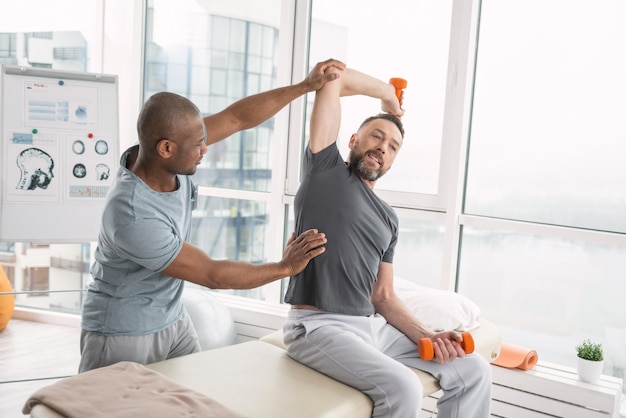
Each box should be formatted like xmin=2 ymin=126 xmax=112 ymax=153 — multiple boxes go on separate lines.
xmin=143 ymin=0 xmax=283 ymax=300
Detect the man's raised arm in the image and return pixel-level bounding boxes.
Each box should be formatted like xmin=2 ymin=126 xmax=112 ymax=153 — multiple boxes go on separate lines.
xmin=203 ymin=58 xmax=346 ymax=146
xmin=309 ymin=67 xmax=403 ymax=154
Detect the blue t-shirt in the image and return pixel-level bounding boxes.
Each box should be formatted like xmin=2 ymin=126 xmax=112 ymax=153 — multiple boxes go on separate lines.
xmin=284 ymin=143 xmax=398 ymax=315
xmin=81 ymin=145 xmax=197 ymax=335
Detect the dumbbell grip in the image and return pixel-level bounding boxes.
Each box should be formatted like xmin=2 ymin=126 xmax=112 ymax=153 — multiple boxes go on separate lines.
xmin=417 ymin=332 xmax=475 ymax=361
xmin=389 ymin=77 xmax=407 ymax=101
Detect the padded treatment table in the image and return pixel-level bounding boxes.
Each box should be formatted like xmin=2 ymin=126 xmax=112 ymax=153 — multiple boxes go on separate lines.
xmin=28 ymin=318 xmax=501 ymax=418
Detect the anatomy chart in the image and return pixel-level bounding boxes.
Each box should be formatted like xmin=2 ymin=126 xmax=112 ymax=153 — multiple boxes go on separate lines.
xmin=0 ymin=65 xmax=119 ymax=242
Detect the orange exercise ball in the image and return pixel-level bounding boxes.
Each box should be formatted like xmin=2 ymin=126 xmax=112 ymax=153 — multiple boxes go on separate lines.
xmin=0 ymin=264 xmax=15 ymax=332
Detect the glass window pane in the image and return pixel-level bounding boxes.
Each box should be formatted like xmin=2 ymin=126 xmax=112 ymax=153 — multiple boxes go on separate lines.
xmin=229 ymin=20 xmax=247 ymax=53
xmin=210 ymin=68 xmax=227 ymax=95
xmin=394 ymin=217 xmax=446 ymax=289
xmin=0 ymin=1 xmax=99 ymax=71
xmin=465 ymin=0 xmax=626 ymax=232
xmin=145 ymin=0 xmax=281 ymax=193
xmin=3 ymin=243 xmax=90 ymax=313
xmin=248 ymin=24 xmax=262 ymax=54
xmin=309 ymin=0 xmax=452 ymax=195
xmin=190 ymin=196 xmax=269 ymax=300
xmin=458 ymin=226 xmax=626 ymax=384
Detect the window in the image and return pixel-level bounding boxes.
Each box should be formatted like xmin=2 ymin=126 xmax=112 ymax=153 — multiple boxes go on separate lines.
xmin=306 ymin=0 xmax=454 ymax=206
xmin=145 ymin=2 xmax=279 ymax=195
xmin=461 ymin=0 xmax=626 ymax=382
xmin=458 ymin=224 xmax=626 ymax=371
xmin=144 ymin=0 xmax=285 ymax=300
xmin=0 ymin=33 xmax=17 ymax=64
xmin=190 ymin=196 xmax=269 ymax=301
xmin=465 ymin=0 xmax=626 ymax=233
xmin=393 ymin=212 xmax=446 ymax=289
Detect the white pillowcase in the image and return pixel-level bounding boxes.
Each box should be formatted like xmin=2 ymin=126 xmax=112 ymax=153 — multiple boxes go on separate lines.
xmin=393 ymin=277 xmax=481 ymax=332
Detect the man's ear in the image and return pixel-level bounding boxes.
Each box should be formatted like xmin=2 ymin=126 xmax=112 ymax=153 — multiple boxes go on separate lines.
xmin=156 ymin=139 xmax=176 ymax=158
xmin=348 ymin=133 xmax=358 ymax=149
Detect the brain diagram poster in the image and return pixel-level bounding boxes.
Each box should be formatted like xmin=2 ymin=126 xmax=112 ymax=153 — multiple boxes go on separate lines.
xmin=1 ymin=66 xmax=118 ymax=242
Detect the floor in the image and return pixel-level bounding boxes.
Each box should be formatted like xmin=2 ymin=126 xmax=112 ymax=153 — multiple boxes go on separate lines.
xmin=0 ymin=318 xmax=81 ymax=418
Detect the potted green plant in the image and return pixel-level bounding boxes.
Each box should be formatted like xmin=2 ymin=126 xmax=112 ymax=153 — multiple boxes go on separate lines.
xmin=575 ymin=339 xmax=604 ymax=383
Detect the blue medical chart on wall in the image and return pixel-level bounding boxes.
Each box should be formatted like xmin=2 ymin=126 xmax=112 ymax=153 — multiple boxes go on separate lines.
xmin=0 ymin=65 xmax=119 ymax=242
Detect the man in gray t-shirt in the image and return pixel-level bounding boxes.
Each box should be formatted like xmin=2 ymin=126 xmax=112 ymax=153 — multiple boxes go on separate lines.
xmin=283 ymin=67 xmax=493 ymax=418
xmin=284 ymin=141 xmax=398 ymax=316
xmin=79 ymin=59 xmax=345 ymax=373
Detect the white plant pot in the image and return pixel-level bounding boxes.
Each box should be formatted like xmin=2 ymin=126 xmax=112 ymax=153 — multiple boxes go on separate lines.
xmin=577 ymin=357 xmax=604 ymax=383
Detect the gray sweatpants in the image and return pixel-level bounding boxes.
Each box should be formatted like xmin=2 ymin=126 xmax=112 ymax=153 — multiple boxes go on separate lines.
xmin=78 ymin=310 xmax=201 ymax=373
xmin=283 ymin=309 xmax=492 ymax=418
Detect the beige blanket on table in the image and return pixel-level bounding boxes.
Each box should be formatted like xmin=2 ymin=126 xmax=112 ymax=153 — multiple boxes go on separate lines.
xmin=22 ymin=361 xmax=245 ymax=418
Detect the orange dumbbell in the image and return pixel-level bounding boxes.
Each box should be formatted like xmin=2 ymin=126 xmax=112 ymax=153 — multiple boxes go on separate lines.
xmin=417 ymin=332 xmax=475 ymax=361
xmin=389 ymin=77 xmax=407 ymax=101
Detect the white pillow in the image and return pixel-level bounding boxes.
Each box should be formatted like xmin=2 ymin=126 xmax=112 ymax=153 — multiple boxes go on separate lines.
xmin=393 ymin=277 xmax=481 ymax=332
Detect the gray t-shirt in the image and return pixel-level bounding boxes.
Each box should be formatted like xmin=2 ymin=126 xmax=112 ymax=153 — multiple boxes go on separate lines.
xmin=81 ymin=145 xmax=197 ymax=335
xmin=284 ymin=143 xmax=398 ymax=315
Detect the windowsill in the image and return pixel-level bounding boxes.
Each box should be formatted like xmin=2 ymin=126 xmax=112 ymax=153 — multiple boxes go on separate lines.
xmin=12 ymin=307 xmax=81 ymax=327
xmin=11 ymin=292 xmax=290 ymax=330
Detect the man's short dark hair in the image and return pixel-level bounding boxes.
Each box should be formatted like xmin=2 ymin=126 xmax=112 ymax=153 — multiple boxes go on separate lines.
xmin=359 ymin=113 xmax=404 ymax=138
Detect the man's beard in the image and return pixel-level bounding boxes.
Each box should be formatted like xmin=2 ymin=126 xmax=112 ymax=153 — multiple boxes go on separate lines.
xmin=348 ymin=150 xmax=384 ymax=182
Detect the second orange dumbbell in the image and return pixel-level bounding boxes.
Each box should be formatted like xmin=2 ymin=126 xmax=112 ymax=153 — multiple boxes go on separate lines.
xmin=417 ymin=332 xmax=475 ymax=361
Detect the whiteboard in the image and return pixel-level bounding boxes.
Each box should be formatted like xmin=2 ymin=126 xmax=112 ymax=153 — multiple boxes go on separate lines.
xmin=0 ymin=65 xmax=119 ymax=242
